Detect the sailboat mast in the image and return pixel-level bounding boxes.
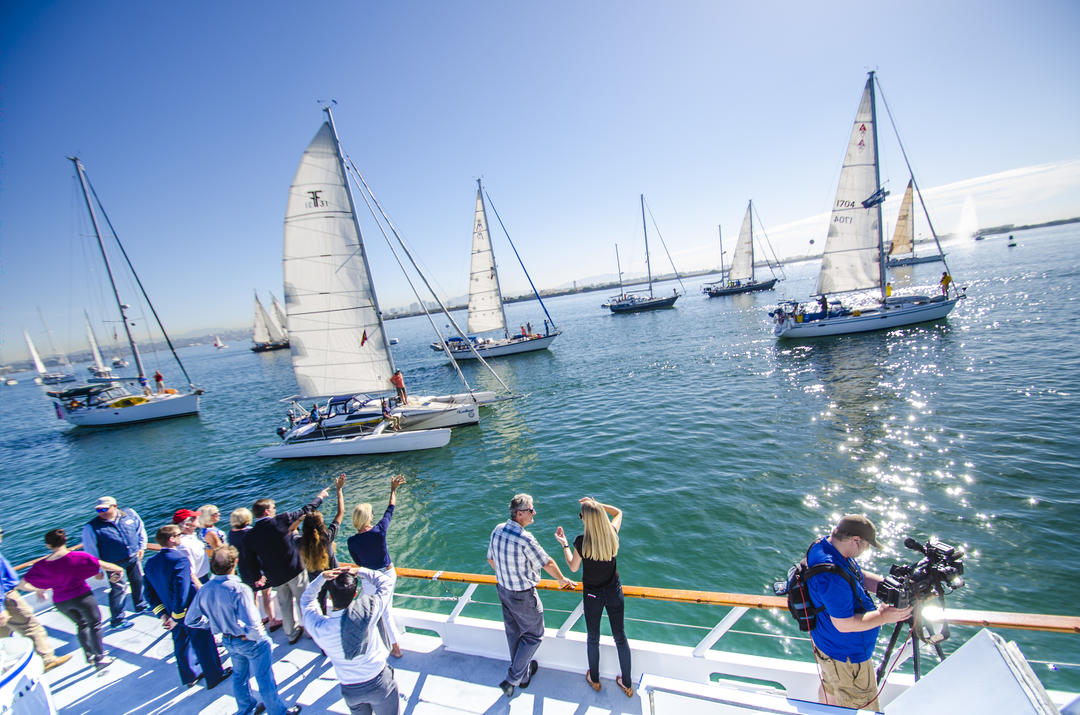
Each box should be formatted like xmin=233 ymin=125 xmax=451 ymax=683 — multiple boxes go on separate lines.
xmin=748 ymin=199 xmax=755 ymax=282
xmin=641 ymin=194 xmax=653 ymax=298
xmin=71 ymin=157 xmax=147 ymax=381
xmin=615 ymin=244 xmax=624 ymax=294
xmin=324 ymin=106 xmax=397 ymax=372
xmin=868 ymin=72 xmax=887 ymax=302
xmin=717 ymin=225 xmax=724 ymax=281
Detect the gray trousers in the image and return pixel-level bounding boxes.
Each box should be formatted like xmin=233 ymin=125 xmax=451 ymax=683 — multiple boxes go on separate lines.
xmin=340 ymin=665 xmax=399 ymax=715
xmin=273 ymin=570 xmax=308 ymax=640
xmin=496 ymin=584 xmax=544 ymax=684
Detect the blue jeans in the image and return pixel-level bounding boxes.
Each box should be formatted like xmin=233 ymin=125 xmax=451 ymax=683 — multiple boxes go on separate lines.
xmin=583 ymin=581 xmax=632 ymax=684
xmin=340 ymin=665 xmax=399 ymax=715
xmin=224 ymin=635 xmax=288 ymax=715
xmin=496 ymin=584 xmax=544 ymax=684
xmin=108 ymin=556 xmax=148 ymax=624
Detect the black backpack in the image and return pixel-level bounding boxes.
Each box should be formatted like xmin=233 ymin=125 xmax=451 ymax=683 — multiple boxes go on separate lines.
xmin=774 ymin=544 xmax=862 ymax=631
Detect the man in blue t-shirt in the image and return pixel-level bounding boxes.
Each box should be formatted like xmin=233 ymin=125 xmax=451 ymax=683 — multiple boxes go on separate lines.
xmin=806 ymin=515 xmax=912 ymax=710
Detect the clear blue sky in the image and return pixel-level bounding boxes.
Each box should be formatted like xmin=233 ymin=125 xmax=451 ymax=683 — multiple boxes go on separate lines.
xmin=2 ymin=1 xmax=1078 ymax=362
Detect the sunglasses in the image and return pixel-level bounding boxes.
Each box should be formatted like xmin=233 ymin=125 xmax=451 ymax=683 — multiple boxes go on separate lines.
xmin=96 ymin=507 xmax=112 ymax=513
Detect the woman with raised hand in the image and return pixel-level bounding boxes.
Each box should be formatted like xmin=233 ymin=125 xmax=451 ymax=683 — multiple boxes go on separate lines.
xmin=554 ymin=497 xmax=633 ymax=697
xmin=347 ymin=474 xmax=406 ymax=658
xmin=299 ymin=474 xmax=346 ymax=612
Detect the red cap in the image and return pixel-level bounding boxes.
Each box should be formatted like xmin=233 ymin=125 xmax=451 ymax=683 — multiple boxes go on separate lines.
xmin=172 ymin=508 xmax=198 ymax=524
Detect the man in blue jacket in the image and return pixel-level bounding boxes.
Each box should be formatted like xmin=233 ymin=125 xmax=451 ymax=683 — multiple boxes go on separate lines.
xmin=806 ymin=514 xmax=912 ymax=710
xmin=144 ymin=524 xmax=231 ymax=688
xmin=81 ymin=495 xmax=149 ymax=628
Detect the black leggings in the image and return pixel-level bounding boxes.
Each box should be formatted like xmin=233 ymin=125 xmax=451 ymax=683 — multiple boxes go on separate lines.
xmin=583 ymin=581 xmax=632 ymax=683
xmin=54 ymin=591 xmax=104 ymax=661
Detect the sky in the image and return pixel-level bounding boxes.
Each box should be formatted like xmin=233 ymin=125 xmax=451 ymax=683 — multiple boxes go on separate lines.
xmin=2 ymin=1 xmax=1079 ymax=362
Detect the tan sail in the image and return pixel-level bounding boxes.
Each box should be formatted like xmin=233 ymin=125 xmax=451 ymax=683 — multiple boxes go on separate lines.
xmin=888 ymin=179 xmax=915 ymax=257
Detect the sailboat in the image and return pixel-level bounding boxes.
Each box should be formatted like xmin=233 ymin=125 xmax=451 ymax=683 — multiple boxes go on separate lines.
xmin=270 ymin=293 xmax=289 ymax=340
xmin=703 ymin=200 xmax=781 ymax=296
xmin=46 ymin=157 xmax=202 ymax=426
xmin=773 ymin=72 xmax=962 ymax=339
xmin=259 ymin=108 xmax=490 ymax=459
xmin=886 ymin=179 xmax=944 ymax=267
xmin=603 ymin=194 xmax=681 ymax=312
xmin=431 ymin=180 xmax=560 ymax=359
xmin=251 ymin=291 xmax=289 ymax=352
xmin=23 ymin=330 xmax=75 ymax=385
xmin=84 ymin=311 xmax=113 ymax=379
xmin=213 ymin=335 xmax=228 ymax=349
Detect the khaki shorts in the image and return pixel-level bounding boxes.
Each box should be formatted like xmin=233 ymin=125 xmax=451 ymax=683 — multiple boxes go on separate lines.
xmin=813 ymin=646 xmax=880 ymax=711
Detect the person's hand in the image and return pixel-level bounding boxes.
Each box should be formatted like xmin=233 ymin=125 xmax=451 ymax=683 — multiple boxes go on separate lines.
xmin=254 ymin=576 xmax=267 ymax=589
xmin=137 ymin=549 xmax=145 ymax=561
xmin=391 ymin=475 xmax=406 ymax=490
xmin=578 ymin=497 xmax=591 ymax=505
xmin=0 ymin=611 xmax=9 ymax=628
xmin=554 ymin=526 xmax=568 ymax=547
xmin=335 ymin=473 xmax=347 ymax=490
xmin=880 ymin=605 xmax=913 ymax=624
xmin=557 ymin=577 xmax=574 ymax=590
xmin=108 ymin=571 xmax=122 ymax=583
xmin=34 ymin=589 xmax=48 ymax=603
xmin=161 ymin=616 xmax=175 ymax=631
xmin=317 ymin=487 xmax=330 ymax=500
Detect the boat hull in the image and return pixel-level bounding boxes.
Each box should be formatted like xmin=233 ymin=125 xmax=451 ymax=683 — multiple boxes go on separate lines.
xmin=607 ymin=295 xmax=679 ymax=313
xmin=258 ymin=427 xmax=451 ymax=458
xmin=703 ymin=278 xmax=778 ymax=297
xmin=434 ymin=333 xmax=559 ymax=359
xmin=59 ymin=393 xmax=200 ymax=426
xmin=887 ymin=254 xmax=944 ymax=267
xmin=775 ymin=297 xmax=958 ymax=338
xmin=251 ymin=340 xmax=290 ymax=353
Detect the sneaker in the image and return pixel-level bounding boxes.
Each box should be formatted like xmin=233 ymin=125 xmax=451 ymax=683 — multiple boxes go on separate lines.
xmin=43 ymin=653 xmax=73 ymax=672
xmin=518 ymin=660 xmax=539 ymax=689
xmin=134 ymin=603 xmax=151 ymax=613
xmin=207 ymin=667 xmax=233 ymax=689
xmin=109 ymin=620 xmax=134 ymax=631
xmin=285 ymin=708 xmax=302 ymax=715
xmin=94 ymin=656 xmax=115 ymax=670
xmin=499 ymin=680 xmax=514 ymax=698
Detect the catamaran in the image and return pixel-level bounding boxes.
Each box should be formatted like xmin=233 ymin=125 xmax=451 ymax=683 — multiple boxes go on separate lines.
xmin=45 ymin=157 xmax=202 ymax=426
xmin=603 ymin=194 xmax=682 ymax=313
xmin=251 ymin=291 xmax=289 ymax=352
xmin=259 ymin=108 xmax=498 ymax=458
xmin=886 ymin=179 xmax=945 ymax=267
xmin=703 ymin=200 xmax=782 ymax=297
xmin=431 ymin=180 xmax=560 ymax=359
xmin=773 ymin=72 xmax=962 ymax=339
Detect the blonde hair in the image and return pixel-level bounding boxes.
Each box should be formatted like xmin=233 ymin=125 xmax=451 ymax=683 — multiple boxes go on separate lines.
xmin=197 ymin=505 xmax=220 ymax=528
xmin=580 ymin=498 xmax=619 ymax=562
xmin=230 ymin=507 xmax=253 ymax=529
xmin=352 ymin=502 xmax=374 ymax=531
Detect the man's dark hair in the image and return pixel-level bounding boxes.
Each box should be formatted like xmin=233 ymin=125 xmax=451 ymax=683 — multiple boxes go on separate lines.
xmin=44 ymin=528 xmax=67 ymax=548
xmin=210 ymin=546 xmax=239 ymax=576
xmin=155 ymin=524 xmax=181 ymax=546
xmin=326 ymin=572 xmax=358 ymax=610
xmin=252 ymin=499 xmax=274 ymax=518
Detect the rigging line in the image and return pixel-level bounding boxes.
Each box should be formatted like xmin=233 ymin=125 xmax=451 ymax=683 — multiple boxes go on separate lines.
xmin=750 ymin=203 xmax=787 ymax=280
xmin=482 ymin=189 xmax=557 ymax=331
xmin=341 ymin=155 xmax=511 ymax=395
xmin=874 ymin=75 xmax=954 ymax=281
xmin=642 ymin=197 xmax=687 ymax=294
xmin=84 ymin=175 xmax=196 ymax=389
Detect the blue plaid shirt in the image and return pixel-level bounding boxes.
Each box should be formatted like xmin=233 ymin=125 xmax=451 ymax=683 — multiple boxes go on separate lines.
xmin=487 ymin=519 xmax=549 ymax=591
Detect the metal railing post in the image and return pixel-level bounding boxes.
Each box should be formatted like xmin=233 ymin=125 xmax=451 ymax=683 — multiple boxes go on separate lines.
xmin=692 ymin=606 xmax=749 ymax=657
xmin=447 ymin=583 xmax=478 ymax=623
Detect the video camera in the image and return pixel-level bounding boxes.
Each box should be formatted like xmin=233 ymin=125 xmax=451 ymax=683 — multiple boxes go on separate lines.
xmin=876 ymin=537 xmax=966 ymax=610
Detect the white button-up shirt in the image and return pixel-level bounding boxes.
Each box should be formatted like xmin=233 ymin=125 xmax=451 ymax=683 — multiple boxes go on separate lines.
xmin=302 ymin=569 xmax=392 ymax=685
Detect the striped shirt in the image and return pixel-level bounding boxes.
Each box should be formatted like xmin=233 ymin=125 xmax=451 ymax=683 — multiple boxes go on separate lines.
xmin=487 ymin=519 xmax=549 ymax=592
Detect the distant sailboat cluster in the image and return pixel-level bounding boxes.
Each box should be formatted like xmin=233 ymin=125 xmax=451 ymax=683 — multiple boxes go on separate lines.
xmin=251 ymin=291 xmax=289 ymax=352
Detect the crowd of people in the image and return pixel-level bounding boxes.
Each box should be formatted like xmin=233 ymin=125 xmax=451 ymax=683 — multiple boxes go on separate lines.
xmin=0 ymin=477 xmax=901 ymax=713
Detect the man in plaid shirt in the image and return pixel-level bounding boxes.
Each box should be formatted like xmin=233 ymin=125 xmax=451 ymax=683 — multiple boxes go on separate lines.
xmin=487 ymin=493 xmax=573 ymax=698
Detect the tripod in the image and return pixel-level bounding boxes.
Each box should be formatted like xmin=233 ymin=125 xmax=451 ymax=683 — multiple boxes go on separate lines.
xmin=875 ymin=610 xmax=948 ymax=683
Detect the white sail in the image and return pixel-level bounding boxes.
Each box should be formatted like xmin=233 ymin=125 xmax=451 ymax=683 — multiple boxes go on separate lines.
xmin=466 ymin=185 xmax=507 ymax=335
xmin=253 ymin=294 xmax=283 ymax=344
xmin=283 ymin=121 xmax=393 ymax=399
xmin=816 ymin=77 xmax=883 ymax=295
xmin=270 ymin=293 xmax=289 ymax=337
xmin=23 ymin=330 xmax=47 ymax=375
xmin=728 ymin=202 xmax=755 ymax=282
xmin=85 ymin=313 xmax=105 ymax=371
xmin=888 ymin=180 xmax=915 ymax=257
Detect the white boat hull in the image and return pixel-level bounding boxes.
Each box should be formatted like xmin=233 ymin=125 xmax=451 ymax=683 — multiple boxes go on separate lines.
xmin=775 ymin=297 xmax=958 ymax=338
xmin=258 ymin=426 xmax=451 ymax=458
xmin=59 ymin=393 xmax=200 ymax=426
xmin=437 ymin=333 xmax=559 ymax=359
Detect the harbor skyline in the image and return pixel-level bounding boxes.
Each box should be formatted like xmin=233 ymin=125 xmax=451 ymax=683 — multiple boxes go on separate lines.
xmin=2 ymin=1 xmax=1078 ymax=361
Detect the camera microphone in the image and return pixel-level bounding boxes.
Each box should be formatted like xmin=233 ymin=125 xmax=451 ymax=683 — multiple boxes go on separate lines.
xmin=904 ymin=537 xmax=925 ymax=553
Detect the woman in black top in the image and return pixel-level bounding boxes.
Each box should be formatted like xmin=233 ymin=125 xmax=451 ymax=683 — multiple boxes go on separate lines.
xmin=555 ymin=497 xmax=632 ymax=697
xmin=298 ymin=474 xmax=346 ymax=612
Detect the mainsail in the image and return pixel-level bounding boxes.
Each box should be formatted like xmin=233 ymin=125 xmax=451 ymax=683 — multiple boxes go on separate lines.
xmin=816 ymin=77 xmax=883 ymax=296
xmin=84 ymin=312 xmax=106 ymax=371
xmin=283 ymin=121 xmax=394 ymax=399
xmin=888 ymin=179 xmax=915 ymax=257
xmin=23 ymin=330 xmax=47 ymax=375
xmin=253 ymin=293 xmax=284 ymax=344
xmin=270 ymin=294 xmax=289 ymax=337
xmin=466 ymin=184 xmax=507 ymax=335
xmin=728 ymin=202 xmax=755 ymax=283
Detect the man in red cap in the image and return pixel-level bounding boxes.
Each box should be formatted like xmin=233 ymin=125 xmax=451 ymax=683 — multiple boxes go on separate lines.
xmin=173 ymin=509 xmax=209 ymax=585
xmin=805 ymin=514 xmax=912 ymax=710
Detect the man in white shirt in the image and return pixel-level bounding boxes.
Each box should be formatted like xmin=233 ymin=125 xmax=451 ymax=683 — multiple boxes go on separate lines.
xmin=173 ymin=508 xmax=209 ymax=585
xmin=302 ymin=567 xmax=399 ymax=715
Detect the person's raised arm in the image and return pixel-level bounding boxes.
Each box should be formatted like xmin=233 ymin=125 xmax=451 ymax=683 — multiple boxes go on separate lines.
xmin=553 ymin=526 xmax=582 ymax=572
xmin=333 ymin=473 xmax=347 ymax=526
xmin=388 ymin=474 xmax=406 ymax=507
xmin=602 ymin=503 xmax=623 ymax=533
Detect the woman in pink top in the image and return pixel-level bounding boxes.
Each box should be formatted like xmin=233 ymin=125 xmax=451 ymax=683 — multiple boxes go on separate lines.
xmin=20 ymin=528 xmax=126 ymax=669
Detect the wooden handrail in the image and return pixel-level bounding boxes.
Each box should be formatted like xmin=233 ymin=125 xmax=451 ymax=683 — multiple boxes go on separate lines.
xmin=395 ymin=567 xmax=1080 ymax=635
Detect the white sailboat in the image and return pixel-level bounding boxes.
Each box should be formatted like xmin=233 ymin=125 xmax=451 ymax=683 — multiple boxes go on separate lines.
xmin=260 ymin=108 xmax=487 ymax=458
xmin=603 ymin=194 xmax=682 ymax=312
xmin=46 ymin=157 xmax=202 ymax=426
xmin=431 ymin=180 xmax=560 ymax=359
xmin=270 ymin=293 xmax=289 ymax=339
xmin=773 ymin=72 xmax=962 ymax=339
xmin=84 ymin=311 xmax=113 ymax=379
xmin=23 ymin=329 xmax=74 ymax=385
xmin=251 ymin=291 xmax=289 ymax=352
xmin=886 ymin=179 xmax=944 ymax=266
xmin=213 ymin=335 xmax=228 ymax=349
xmin=703 ymin=200 xmax=781 ymax=296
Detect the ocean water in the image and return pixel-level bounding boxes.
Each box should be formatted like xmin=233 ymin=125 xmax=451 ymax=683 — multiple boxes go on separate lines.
xmin=2 ymin=225 xmax=1078 ymax=691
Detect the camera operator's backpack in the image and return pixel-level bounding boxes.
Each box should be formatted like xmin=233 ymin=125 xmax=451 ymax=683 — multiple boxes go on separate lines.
xmin=773 ymin=545 xmax=862 ymax=631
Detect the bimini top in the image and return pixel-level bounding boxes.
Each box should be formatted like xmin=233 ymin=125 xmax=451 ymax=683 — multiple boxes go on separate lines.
xmin=45 ymin=384 xmax=114 ymax=399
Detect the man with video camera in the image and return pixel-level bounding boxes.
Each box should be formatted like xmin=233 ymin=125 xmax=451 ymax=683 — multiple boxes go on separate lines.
xmin=806 ymin=515 xmax=913 ymax=710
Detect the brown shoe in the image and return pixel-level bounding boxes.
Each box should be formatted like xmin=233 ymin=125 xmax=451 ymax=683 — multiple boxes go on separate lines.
xmin=43 ymin=653 xmax=73 ymax=672
xmin=288 ymin=627 xmax=304 ymax=645
xmin=616 ymin=675 xmax=633 ymax=698
xmin=585 ymin=671 xmax=601 ymax=691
